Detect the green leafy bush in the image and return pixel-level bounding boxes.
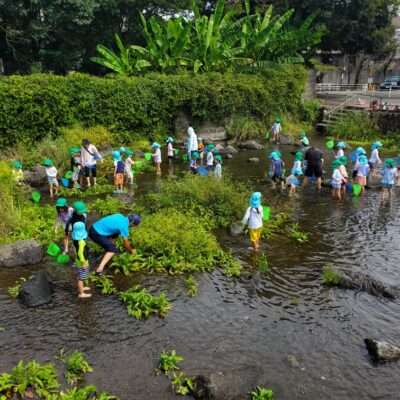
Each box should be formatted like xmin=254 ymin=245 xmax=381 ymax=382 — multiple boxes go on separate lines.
xmin=158 ymin=350 xmax=183 ymax=375
xmin=0 ymin=70 xmax=306 ymax=146
xmin=147 ymin=174 xmax=248 ymax=228
xmin=329 ymin=112 xmax=378 ymax=141
xmin=225 ymin=116 xmax=266 ymax=141
xmin=300 ymin=99 xmax=321 ymax=122
xmin=119 ymin=285 xmax=171 ymax=319
xmin=8 ymin=277 xmax=27 ymax=298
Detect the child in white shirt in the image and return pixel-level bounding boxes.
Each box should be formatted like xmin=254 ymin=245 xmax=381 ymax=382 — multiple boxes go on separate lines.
xmin=124 ymin=150 xmax=136 ymax=185
xmin=151 ymin=142 xmax=162 ymax=175
xmin=242 ymin=192 xmax=264 ymax=251
xmin=331 ymin=160 xmax=345 ymax=200
xmin=44 ymin=159 xmax=59 ymax=197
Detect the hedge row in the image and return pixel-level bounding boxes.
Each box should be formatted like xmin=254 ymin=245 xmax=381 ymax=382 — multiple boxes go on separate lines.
xmin=0 ymin=67 xmax=307 ymax=146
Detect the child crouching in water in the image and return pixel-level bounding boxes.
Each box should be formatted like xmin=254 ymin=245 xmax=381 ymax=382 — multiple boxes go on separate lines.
xmin=242 ymin=192 xmax=264 ymax=251
xmin=72 ymin=221 xmax=91 ymax=298
xmin=381 ymin=158 xmax=397 ymax=199
xmin=286 ymin=168 xmax=302 ymax=196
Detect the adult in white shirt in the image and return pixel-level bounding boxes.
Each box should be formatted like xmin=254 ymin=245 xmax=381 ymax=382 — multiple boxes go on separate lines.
xmin=80 ymin=139 xmax=102 ymax=187
xmin=187 ymin=126 xmax=198 ymax=161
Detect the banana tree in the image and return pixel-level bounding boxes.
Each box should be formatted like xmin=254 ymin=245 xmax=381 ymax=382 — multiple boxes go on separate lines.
xmin=90 ymin=33 xmax=150 ymax=76
xmin=188 ymin=0 xmax=251 ymax=73
xmin=130 ymin=14 xmax=192 ymax=73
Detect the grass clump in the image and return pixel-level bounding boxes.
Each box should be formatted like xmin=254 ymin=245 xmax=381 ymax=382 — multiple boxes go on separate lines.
xmin=0 ymin=360 xmax=59 ymax=399
xmin=225 ymin=115 xmax=266 ymax=141
xmin=322 ymin=266 xmax=342 ymax=285
xmin=221 ymin=251 xmax=243 ymax=277
xmin=258 ymin=254 xmax=269 ymax=273
xmin=185 ymin=276 xmax=198 ymax=297
xmin=87 ymin=196 xmax=132 ymax=216
xmin=65 ymin=351 xmax=93 ymax=385
xmin=87 ymin=274 xmax=117 ymax=295
xmin=251 ymin=386 xmax=274 ymax=400
xmin=171 ymin=372 xmax=194 ymax=396
xmin=8 ymin=277 xmax=27 ymax=298
xmin=289 ymin=223 xmax=310 ymax=243
xmin=119 ymin=286 xmax=171 ymax=319
xmin=146 ymin=174 xmax=248 ymax=229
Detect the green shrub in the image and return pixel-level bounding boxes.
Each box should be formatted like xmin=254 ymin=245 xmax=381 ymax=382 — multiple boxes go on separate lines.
xmin=329 ymin=112 xmax=378 ymax=141
xmin=65 ymin=351 xmax=93 ymax=385
xmin=300 ymin=99 xmax=321 ymax=122
xmin=225 ymin=115 xmax=266 ymax=141
xmin=0 ymin=70 xmax=306 ymax=146
xmin=146 ymin=174 xmax=248 ymax=228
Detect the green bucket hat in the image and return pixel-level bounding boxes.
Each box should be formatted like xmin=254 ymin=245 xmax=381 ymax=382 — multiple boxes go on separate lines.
xmin=73 ymin=201 xmax=86 ymax=214
xmin=215 ymin=155 xmax=222 ymax=164
xmin=12 ymin=161 xmax=22 ymax=169
xmin=385 ymin=158 xmax=395 ymax=168
xmin=300 ymin=131 xmax=306 ymax=137
xmin=43 ymin=159 xmax=53 ymax=166
xmin=192 ymin=151 xmax=200 ymax=159
xmin=332 ymin=160 xmax=341 ymax=169
xmin=339 ymin=156 xmax=347 ymax=166
xmin=295 ymin=152 xmax=303 ymax=161
xmin=55 ymin=198 xmax=68 ymax=207
xmin=275 ymin=118 xmax=281 ymax=123
xmin=125 ymin=150 xmax=134 ymax=156
xmin=69 ymin=147 xmax=80 ymax=156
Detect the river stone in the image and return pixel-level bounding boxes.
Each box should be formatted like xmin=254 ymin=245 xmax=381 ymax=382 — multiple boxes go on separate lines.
xmin=220 ymin=145 xmax=238 ymax=155
xmin=133 ymin=149 xmax=144 ymax=158
xmin=23 ymin=165 xmax=47 ymax=187
xmin=224 ymin=154 xmax=233 ymax=159
xmin=287 ymin=355 xmax=299 ymax=367
xmin=248 ymin=157 xmax=260 ymax=163
xmin=193 ymin=366 xmax=263 ymax=400
xmin=215 ymin=144 xmax=224 ymax=151
xmin=238 ymin=140 xmax=264 ymax=150
xmin=279 ymin=133 xmax=295 ymax=145
xmin=197 ymin=122 xmax=227 ymax=141
xmin=19 ymin=271 xmax=52 ymax=307
xmin=365 ymin=339 xmax=400 ymax=362
xmin=0 ymin=239 xmax=43 ymax=267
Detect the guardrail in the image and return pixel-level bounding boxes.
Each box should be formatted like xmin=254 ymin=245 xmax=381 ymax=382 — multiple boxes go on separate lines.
xmin=315 ymin=83 xmax=369 ymax=92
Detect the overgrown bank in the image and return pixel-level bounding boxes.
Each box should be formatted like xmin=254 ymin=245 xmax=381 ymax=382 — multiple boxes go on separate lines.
xmin=0 ymin=69 xmax=309 ymax=146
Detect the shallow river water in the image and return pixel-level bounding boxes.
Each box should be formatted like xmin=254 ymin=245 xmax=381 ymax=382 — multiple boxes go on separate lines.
xmin=1 ymin=135 xmax=400 ymax=399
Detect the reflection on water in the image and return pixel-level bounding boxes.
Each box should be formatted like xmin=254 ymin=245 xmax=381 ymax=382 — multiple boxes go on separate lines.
xmin=1 ymin=135 xmax=399 ymax=400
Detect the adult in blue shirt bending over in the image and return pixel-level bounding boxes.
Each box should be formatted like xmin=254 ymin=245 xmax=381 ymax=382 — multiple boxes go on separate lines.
xmin=89 ymin=213 xmax=141 ymax=274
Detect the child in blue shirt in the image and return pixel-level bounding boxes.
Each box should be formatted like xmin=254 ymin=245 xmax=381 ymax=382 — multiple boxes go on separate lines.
xmin=271 ymin=153 xmax=285 ymax=189
xmin=112 ymin=150 xmax=124 ymax=194
xmin=381 ymin=158 xmax=397 ymax=199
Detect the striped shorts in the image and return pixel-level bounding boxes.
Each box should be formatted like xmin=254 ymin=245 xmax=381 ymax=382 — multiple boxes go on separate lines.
xmin=76 ymin=265 xmax=90 ymax=281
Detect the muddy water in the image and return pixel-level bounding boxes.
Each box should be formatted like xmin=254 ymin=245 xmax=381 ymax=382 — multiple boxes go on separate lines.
xmin=1 ymin=135 xmax=400 ymax=399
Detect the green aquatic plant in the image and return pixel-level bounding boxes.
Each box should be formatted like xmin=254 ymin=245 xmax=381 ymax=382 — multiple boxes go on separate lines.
xmin=0 ymin=326 xmax=5 ymax=332
xmin=220 ymin=251 xmax=243 ymax=277
xmin=51 ymin=385 xmax=119 ymax=400
xmin=171 ymin=372 xmax=194 ymax=396
xmin=158 ymin=350 xmax=183 ymax=375
xmin=119 ymin=286 xmax=171 ymax=319
xmin=59 ymin=184 xmax=116 ymax=199
xmin=185 ymin=276 xmax=198 ymax=297
xmin=289 ymin=223 xmax=310 ymax=243
xmin=65 ymin=351 xmax=93 ymax=385
xmin=291 ymin=298 xmax=300 ymax=306
xmin=251 ymin=386 xmax=274 ymax=400
xmin=8 ymin=277 xmax=27 ymax=298
xmin=322 ymin=266 xmax=342 ymax=285
xmin=258 ymin=254 xmax=269 ymax=273
xmin=0 ymin=360 xmax=59 ymax=399
xmin=261 ymin=211 xmax=291 ymax=239
xmin=88 ymin=274 xmax=117 ymax=295
xmin=87 ymin=196 xmax=128 ymax=216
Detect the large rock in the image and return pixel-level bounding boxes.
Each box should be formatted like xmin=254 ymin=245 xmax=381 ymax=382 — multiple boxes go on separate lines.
xmin=365 ymin=339 xmax=400 ymax=362
xmin=192 ymin=366 xmax=263 ymax=400
xmin=279 ymin=133 xmax=295 ymax=145
xmin=248 ymin=157 xmax=260 ymax=163
xmin=220 ymin=145 xmax=238 ymax=155
xmin=0 ymin=239 xmax=43 ymax=267
xmin=197 ymin=122 xmax=227 ymax=141
xmin=19 ymin=271 xmax=52 ymax=307
xmin=23 ymin=165 xmax=47 ymax=187
xmin=215 ymin=144 xmax=224 ymax=151
xmin=133 ymin=149 xmax=144 ymax=158
xmin=238 ymin=140 xmax=264 ymax=150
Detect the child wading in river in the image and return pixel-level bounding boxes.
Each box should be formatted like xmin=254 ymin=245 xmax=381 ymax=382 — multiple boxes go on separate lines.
xmin=331 ymin=160 xmax=345 ymax=200
xmin=242 ymin=192 xmax=264 ymax=252
xmin=71 ymin=221 xmax=91 ymax=299
xmin=380 ymin=158 xmax=397 ymax=199
xmin=124 ymin=150 xmax=135 ymax=185
xmin=271 ymin=153 xmax=285 ymax=189
xmin=338 ymin=156 xmax=349 ymax=194
xmin=166 ymin=137 xmax=175 ymax=165
xmin=151 ymin=142 xmax=162 ymax=175
xmin=44 ymin=159 xmax=59 ymax=197
xmin=54 ymin=198 xmax=74 ymax=254
xmin=286 ymin=168 xmax=302 ymax=196
xmin=214 ymin=155 xmax=222 ymax=179
xmin=112 ymin=151 xmax=124 ymax=194
xmin=357 ymin=155 xmax=370 ymax=194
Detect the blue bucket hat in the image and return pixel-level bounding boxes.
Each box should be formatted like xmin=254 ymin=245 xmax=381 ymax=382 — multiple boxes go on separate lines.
xmin=119 ymin=147 xmax=126 ymax=154
xmin=72 ymin=222 xmax=88 ymax=241
xmin=359 ymin=155 xmax=368 ymax=165
xmin=197 ymin=137 xmax=203 ymax=142
xmin=249 ymin=192 xmax=262 ymax=208
xmin=336 ymin=141 xmax=346 ymax=148
xmin=166 ymin=137 xmax=174 ymax=143
xmin=294 ymin=168 xmax=303 ymax=175
xmin=272 ymin=153 xmax=281 ymax=161
xmin=356 ymin=147 xmax=366 ymax=155
xmin=112 ymin=150 xmax=121 ymax=161
xmin=151 ymin=142 xmax=161 ymax=148
xmin=373 ymin=141 xmax=383 ymax=148
xmin=129 ymin=213 xmax=141 ymax=226
xmin=268 ymin=151 xmax=277 ymax=159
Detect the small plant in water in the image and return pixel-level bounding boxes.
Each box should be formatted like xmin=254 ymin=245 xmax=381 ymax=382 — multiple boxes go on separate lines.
xmin=251 ymin=386 xmax=274 ymax=400
xmin=220 ymin=251 xmax=242 ymax=277
xmin=185 ymin=275 xmax=198 ymax=297
xmin=258 ymin=254 xmax=269 ymax=273
xmin=8 ymin=277 xmax=27 ymax=298
xmin=88 ymin=274 xmax=117 ymax=295
xmin=171 ymin=372 xmax=194 ymax=396
xmin=322 ymin=266 xmax=342 ymax=285
xmin=65 ymin=351 xmax=93 ymax=385
xmin=289 ymin=223 xmax=310 ymax=243
xmin=291 ymin=298 xmax=300 ymax=306
xmin=119 ymin=286 xmax=171 ymax=319
xmin=158 ymin=350 xmax=183 ymax=375
xmin=0 ymin=326 xmax=5 ymax=332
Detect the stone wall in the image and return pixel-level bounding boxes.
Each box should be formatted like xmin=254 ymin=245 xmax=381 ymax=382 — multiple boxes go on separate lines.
xmin=372 ymin=111 xmax=400 ymax=134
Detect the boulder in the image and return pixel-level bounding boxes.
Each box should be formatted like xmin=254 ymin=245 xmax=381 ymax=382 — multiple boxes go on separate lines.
xmin=19 ymin=271 xmax=52 ymax=308
xmin=23 ymin=165 xmax=47 ymax=187
xmin=192 ymin=366 xmax=263 ymax=400
xmin=0 ymin=239 xmax=43 ymax=267
xmin=224 ymin=154 xmax=233 ymax=159
xmin=338 ymin=274 xmax=396 ymax=299
xmin=197 ymin=122 xmax=227 ymax=141
xmin=248 ymin=157 xmax=260 ymax=163
xmin=215 ymin=144 xmax=224 ymax=151
xmin=279 ymin=133 xmax=295 ymax=145
xmin=365 ymin=339 xmax=400 ymax=362
xmin=134 ymin=149 xmax=144 ymax=158
xmin=220 ymin=145 xmax=238 ymax=155
xmin=238 ymin=140 xmax=264 ymax=150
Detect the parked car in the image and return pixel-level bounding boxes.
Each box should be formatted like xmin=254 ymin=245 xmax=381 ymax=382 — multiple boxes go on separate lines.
xmin=379 ymin=76 xmax=400 ymax=90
